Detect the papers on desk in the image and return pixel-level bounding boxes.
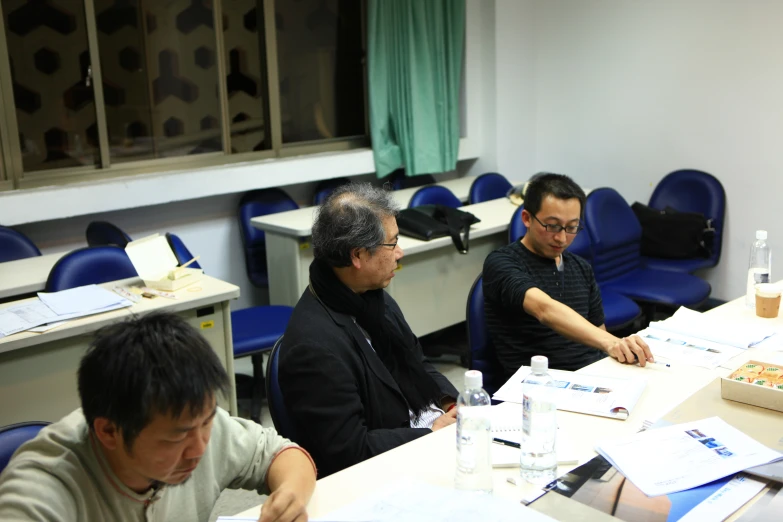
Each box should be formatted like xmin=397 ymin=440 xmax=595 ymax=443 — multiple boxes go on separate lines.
xmin=640 ymin=327 xmax=744 ymax=369
xmin=650 ymin=307 xmax=777 ymax=349
xmin=595 ymin=416 xmax=782 ymax=497
xmin=0 ymin=285 xmax=133 ymax=337
xmin=312 ymin=480 xmax=557 ymax=522
xmin=489 ymin=405 xmax=579 ymax=467
xmin=493 ymin=366 xmax=646 ymax=420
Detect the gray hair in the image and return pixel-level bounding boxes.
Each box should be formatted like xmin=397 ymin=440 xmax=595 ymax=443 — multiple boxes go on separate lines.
xmin=312 ymin=182 xmax=399 ymax=267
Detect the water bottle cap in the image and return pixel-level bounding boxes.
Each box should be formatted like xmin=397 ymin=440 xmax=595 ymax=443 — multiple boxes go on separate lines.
xmin=464 ymin=370 xmax=483 ymax=389
xmin=757 ymin=230 xmax=768 ymax=240
xmin=531 ymin=355 xmax=549 ymax=372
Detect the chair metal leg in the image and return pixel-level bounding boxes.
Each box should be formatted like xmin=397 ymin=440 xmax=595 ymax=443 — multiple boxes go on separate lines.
xmin=250 ymin=353 xmax=266 ymax=424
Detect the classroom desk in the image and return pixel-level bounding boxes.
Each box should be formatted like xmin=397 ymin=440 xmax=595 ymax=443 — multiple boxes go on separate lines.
xmin=252 ymin=198 xmax=519 ymax=336
xmin=236 ymin=293 xmax=781 ymax=521
xmin=0 ymin=252 xmax=67 ymax=300
xmin=0 ymin=275 xmax=240 ymax=425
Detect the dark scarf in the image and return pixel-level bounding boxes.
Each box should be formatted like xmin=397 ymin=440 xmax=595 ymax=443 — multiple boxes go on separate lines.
xmin=309 ymin=258 xmax=444 ymax=419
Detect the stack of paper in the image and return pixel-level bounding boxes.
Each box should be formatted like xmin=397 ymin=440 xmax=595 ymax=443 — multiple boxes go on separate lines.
xmin=0 ymin=285 xmax=133 ymax=338
xmin=595 ymin=416 xmax=782 ymax=497
xmin=493 ymin=366 xmax=647 ymax=420
xmin=639 ymin=328 xmax=744 ymax=369
xmin=649 ymin=307 xmax=776 ymax=349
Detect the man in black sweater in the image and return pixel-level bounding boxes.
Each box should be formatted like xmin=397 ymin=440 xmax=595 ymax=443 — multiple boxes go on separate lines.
xmin=483 ymin=173 xmax=652 ymax=375
xmin=280 ymin=183 xmax=458 ymax=477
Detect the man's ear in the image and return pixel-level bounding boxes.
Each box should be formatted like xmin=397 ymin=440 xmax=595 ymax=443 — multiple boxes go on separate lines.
xmin=521 ymin=209 xmax=533 ymax=228
xmin=350 ymin=247 xmax=363 ymax=270
xmin=93 ymin=417 xmax=121 ymax=451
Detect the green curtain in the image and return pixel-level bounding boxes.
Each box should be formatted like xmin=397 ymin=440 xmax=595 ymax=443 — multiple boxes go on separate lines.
xmin=368 ymin=0 xmax=465 ymax=178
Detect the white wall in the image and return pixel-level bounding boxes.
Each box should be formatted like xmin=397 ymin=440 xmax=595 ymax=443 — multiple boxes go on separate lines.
xmin=496 ymin=0 xmax=783 ymax=301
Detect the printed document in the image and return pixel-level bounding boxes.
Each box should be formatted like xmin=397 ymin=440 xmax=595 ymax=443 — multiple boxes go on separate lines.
xmin=596 ymin=416 xmax=782 ymax=497
xmin=493 ymin=366 xmax=646 ymax=420
xmin=640 ymin=327 xmax=744 ymax=369
xmin=649 ymin=307 xmax=776 ymax=349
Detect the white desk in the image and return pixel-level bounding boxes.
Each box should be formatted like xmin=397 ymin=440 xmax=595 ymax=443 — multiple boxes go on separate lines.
xmin=236 ymin=293 xmax=780 ymax=520
xmin=0 ymin=275 xmax=240 ymax=425
xmin=0 ymin=252 xmax=68 ymax=300
xmin=252 ymin=198 xmax=519 ymax=336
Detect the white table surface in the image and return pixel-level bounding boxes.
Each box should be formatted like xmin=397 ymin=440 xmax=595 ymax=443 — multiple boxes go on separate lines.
xmin=236 ymin=292 xmax=783 ymax=520
xmin=0 ymin=252 xmax=68 ymax=300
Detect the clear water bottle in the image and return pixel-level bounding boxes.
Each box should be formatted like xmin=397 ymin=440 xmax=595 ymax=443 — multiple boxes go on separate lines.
xmin=520 ymin=355 xmax=557 ymax=485
xmin=746 ymin=230 xmax=771 ymax=308
xmin=455 ymin=370 xmax=493 ymax=493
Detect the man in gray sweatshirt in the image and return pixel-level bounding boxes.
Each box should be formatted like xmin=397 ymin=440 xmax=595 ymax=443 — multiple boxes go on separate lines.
xmin=0 ymin=312 xmax=316 ymax=521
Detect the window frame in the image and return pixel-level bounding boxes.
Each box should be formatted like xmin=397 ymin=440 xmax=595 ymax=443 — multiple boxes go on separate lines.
xmin=0 ymin=0 xmax=370 ymax=191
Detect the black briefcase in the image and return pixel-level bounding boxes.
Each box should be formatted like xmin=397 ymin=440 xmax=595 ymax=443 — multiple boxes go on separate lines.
xmin=397 ymin=204 xmax=481 ymax=254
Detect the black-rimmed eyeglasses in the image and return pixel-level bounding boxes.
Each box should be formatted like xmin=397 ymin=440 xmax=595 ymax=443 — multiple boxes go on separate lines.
xmin=531 ymin=214 xmax=582 ymax=234
xmin=379 ymin=240 xmax=399 ymax=249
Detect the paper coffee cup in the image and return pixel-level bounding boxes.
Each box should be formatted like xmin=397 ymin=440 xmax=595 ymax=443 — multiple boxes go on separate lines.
xmin=755 ymin=283 xmax=782 ymax=318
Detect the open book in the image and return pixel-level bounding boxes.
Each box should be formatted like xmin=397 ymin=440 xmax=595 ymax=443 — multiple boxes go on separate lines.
xmin=492 ymin=367 xmax=647 ymax=420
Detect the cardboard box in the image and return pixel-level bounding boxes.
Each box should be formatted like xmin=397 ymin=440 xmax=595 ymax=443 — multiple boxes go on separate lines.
xmin=125 ymin=234 xmax=203 ymax=292
xmin=720 ymin=360 xmax=783 ymax=413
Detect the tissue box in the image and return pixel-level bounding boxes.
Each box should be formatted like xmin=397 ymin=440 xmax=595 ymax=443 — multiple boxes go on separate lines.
xmin=125 ymin=235 xmax=203 ymax=292
xmin=721 ymin=360 xmax=783 ymax=413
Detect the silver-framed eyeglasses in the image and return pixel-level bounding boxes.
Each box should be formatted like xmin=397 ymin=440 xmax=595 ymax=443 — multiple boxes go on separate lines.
xmin=531 ymin=214 xmax=582 ymax=234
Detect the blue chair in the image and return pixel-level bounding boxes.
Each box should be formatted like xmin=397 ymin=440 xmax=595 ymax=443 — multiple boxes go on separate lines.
xmin=313 ymin=178 xmax=350 ymax=205
xmin=509 ymin=206 xmax=641 ymax=330
xmin=644 ymin=169 xmax=726 ymax=273
xmin=167 ymin=233 xmax=293 ymax=424
xmin=0 ymin=422 xmax=49 ymax=473
xmin=0 ymin=226 xmax=41 ymax=263
xmin=585 ymin=188 xmax=711 ymax=308
xmin=466 ymin=275 xmax=504 ymax=396
xmin=266 ymin=335 xmax=298 ymax=441
xmin=85 ymin=221 xmax=132 ymax=248
xmin=409 ymin=186 xmax=462 ymax=209
xmin=469 ymin=172 xmax=513 ymax=204
xmin=45 ymin=247 xmax=138 ymax=292
xmin=239 ymin=189 xmax=299 ymax=288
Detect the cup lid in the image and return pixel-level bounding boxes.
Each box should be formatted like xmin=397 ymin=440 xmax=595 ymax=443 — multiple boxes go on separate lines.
xmin=755 ymin=283 xmax=781 ymax=298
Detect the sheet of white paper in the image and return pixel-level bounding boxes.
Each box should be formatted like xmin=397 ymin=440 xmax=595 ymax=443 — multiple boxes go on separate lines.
xmin=640 ymin=327 xmax=744 ymax=369
xmin=596 ymin=416 xmax=782 ymax=497
xmin=312 ymin=480 xmax=556 ymax=522
xmin=28 ymin=320 xmax=70 ymax=333
xmin=650 ymin=307 xmax=776 ymax=349
xmin=677 ymin=473 xmax=768 ymax=522
xmin=493 ymin=366 xmax=646 ymax=419
xmin=38 ymin=285 xmax=130 ymax=316
xmin=0 ymin=308 xmax=37 ymax=336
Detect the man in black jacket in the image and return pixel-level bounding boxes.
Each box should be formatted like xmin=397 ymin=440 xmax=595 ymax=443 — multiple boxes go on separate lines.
xmin=280 ymin=182 xmax=459 ymax=477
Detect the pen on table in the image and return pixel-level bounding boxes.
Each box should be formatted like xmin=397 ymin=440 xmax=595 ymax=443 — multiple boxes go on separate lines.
xmin=493 ymin=437 xmax=520 ymax=448
xmin=650 ymin=360 xmax=671 ymax=367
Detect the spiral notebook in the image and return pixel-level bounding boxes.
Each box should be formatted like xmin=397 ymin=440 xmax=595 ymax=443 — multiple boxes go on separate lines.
xmin=490 ymin=405 xmax=579 ymax=467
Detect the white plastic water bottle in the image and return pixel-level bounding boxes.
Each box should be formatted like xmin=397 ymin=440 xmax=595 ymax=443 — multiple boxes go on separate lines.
xmin=520 ymin=355 xmax=557 ymax=485
xmin=746 ymin=230 xmax=771 ymax=308
xmin=455 ymin=370 xmax=493 ymax=493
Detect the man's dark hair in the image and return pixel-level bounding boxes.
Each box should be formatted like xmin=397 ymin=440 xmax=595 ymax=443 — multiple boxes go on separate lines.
xmin=78 ymin=312 xmax=229 ymax=450
xmin=524 ymin=172 xmax=586 ymax=219
xmin=312 ymin=182 xmax=399 ymax=267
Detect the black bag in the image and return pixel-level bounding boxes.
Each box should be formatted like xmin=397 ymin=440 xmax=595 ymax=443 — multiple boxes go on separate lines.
xmin=631 ymin=202 xmax=715 ymax=259
xmin=397 ymin=204 xmax=481 ymax=254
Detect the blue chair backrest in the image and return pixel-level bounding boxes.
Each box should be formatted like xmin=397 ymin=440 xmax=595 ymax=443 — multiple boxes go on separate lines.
xmin=466 ymin=274 xmax=503 ymax=395
xmin=409 ymin=186 xmax=461 ymax=209
xmin=238 ymin=189 xmax=299 ymax=288
xmin=508 ymin=205 xmax=526 ymax=243
xmin=568 ymin=224 xmax=593 ymax=262
xmin=0 ymin=226 xmax=41 ymax=262
xmin=0 ymin=422 xmax=49 ymax=473
xmin=584 ymin=188 xmax=643 ymax=284
xmin=469 ymin=172 xmax=512 ymax=204
xmin=45 ymin=246 xmax=138 ymax=292
xmin=649 ymin=169 xmax=726 ymax=263
xmin=313 ymin=178 xmax=350 ymax=205
xmin=85 ymin=221 xmax=132 ymax=248
xmin=266 ymin=336 xmax=298 ymax=441
xmin=166 ymin=233 xmax=202 ymax=270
